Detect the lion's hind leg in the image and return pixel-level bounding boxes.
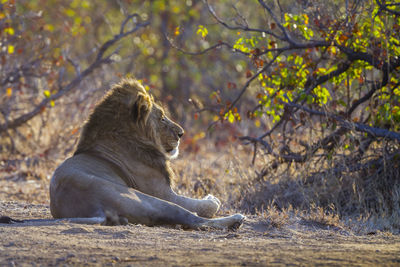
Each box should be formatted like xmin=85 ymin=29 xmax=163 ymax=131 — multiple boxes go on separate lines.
xmin=102 ymin=210 xmax=129 ymax=226
xmin=52 ymin=175 xmax=245 ymax=229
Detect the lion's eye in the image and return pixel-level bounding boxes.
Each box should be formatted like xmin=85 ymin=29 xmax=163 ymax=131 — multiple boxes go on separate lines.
xmin=161 ymin=116 xmax=165 ymax=122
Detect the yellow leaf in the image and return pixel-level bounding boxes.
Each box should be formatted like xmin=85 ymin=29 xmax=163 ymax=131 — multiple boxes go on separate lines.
xmin=172 ymin=6 xmax=180 ymax=13
xmin=284 ymin=13 xmax=292 ymax=22
xmin=328 ymin=46 xmax=337 ymax=55
xmin=7 ymin=45 xmax=14 ymax=54
xmin=228 ymin=112 xmax=234 ymax=123
xmin=302 ymin=14 xmax=309 ymax=24
xmin=44 ymin=24 xmax=54 ymax=32
xmin=65 ymin=8 xmax=75 ymax=17
xmin=174 ymin=26 xmax=180 ymax=36
xmin=254 ymin=119 xmax=261 ymax=128
xmin=196 ymin=25 xmax=208 ymax=38
xmin=203 ymin=28 xmax=208 ymax=38
xmin=6 ymin=87 xmax=12 ymax=97
xmin=50 ymin=100 xmax=55 ymax=107
xmin=5 ymin=27 xmax=14 ymax=35
xmin=81 ymin=0 xmax=90 ymax=8
xmin=84 ymin=16 xmax=91 ymax=24
xmin=43 ymin=90 xmax=51 ymax=98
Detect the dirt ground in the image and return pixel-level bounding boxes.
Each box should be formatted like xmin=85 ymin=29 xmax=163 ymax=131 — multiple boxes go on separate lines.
xmin=0 ymin=201 xmax=399 ymax=266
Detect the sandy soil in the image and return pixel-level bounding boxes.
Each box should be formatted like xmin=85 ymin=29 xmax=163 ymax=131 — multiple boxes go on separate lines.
xmin=1 ymin=201 xmax=400 ymax=266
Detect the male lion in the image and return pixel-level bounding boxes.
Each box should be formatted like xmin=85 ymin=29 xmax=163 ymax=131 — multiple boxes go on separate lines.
xmin=49 ymin=79 xmax=245 ymax=229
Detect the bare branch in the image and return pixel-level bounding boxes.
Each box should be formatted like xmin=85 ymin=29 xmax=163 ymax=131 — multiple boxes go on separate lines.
xmin=66 ymin=57 xmax=81 ymax=76
xmin=346 ymin=80 xmax=382 ymax=117
xmin=226 ymin=52 xmax=282 ymax=112
xmin=257 ymin=0 xmax=295 ymax=45
xmin=96 ymin=14 xmax=149 ymax=62
xmin=259 ymin=119 xmax=284 ymax=139
xmin=203 ymin=0 xmax=285 ymax=41
xmin=285 ymin=102 xmax=400 ymax=142
xmin=240 ymin=135 xmax=308 ymax=163
xmin=167 ymin=38 xmax=250 ymax=56
xmin=120 ymin=14 xmax=141 ymax=34
xmin=0 ymin=14 xmax=150 ymax=134
xmin=376 ymin=0 xmax=400 ymax=16
xmin=0 ymin=59 xmax=41 ymax=86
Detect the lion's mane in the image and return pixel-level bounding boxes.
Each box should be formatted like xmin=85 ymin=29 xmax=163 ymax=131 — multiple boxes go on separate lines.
xmin=74 ymin=79 xmax=174 ymax=185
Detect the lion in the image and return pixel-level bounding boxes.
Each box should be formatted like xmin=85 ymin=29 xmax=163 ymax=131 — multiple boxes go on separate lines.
xmin=49 ymin=78 xmax=245 ymax=229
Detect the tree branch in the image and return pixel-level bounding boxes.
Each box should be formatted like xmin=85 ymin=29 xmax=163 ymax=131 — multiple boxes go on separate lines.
xmin=257 ymin=0 xmax=295 ymax=45
xmin=286 ymin=102 xmax=400 ymax=142
xmin=203 ymin=0 xmax=285 ymax=41
xmin=376 ymin=0 xmax=400 ymax=16
xmin=0 ymin=14 xmax=149 ymax=134
xmin=167 ymin=38 xmax=250 ymax=56
xmin=226 ymin=52 xmax=282 ymax=112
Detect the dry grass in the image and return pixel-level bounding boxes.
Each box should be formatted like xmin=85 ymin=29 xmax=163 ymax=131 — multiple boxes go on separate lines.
xmin=173 ymin=141 xmax=257 ymax=214
xmin=166 ymin=139 xmax=400 ymax=234
xmin=0 ymin=83 xmax=399 ymax=234
xmin=1 ymin=134 xmax=399 ymax=234
xmin=258 ymin=204 xmax=291 ymax=229
xmin=299 ymin=204 xmax=343 ymax=230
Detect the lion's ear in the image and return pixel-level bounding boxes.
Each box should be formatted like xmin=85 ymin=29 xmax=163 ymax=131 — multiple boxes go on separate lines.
xmin=131 ymin=93 xmax=152 ymax=124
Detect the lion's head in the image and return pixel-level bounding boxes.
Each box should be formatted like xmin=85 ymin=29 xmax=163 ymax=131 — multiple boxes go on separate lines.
xmin=75 ymin=79 xmax=184 ymax=160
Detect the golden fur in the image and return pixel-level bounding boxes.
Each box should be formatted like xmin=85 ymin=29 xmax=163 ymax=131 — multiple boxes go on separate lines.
xmin=50 ymin=79 xmax=244 ymax=229
xmin=74 ymin=79 xmax=177 ymax=184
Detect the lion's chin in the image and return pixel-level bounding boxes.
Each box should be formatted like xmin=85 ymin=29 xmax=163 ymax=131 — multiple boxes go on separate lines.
xmin=166 ymin=140 xmax=180 ymax=159
xmin=169 ymin=147 xmax=179 ymax=159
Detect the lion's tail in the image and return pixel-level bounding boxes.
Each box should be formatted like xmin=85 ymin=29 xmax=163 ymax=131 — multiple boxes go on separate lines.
xmin=0 ymin=216 xmax=105 ymax=225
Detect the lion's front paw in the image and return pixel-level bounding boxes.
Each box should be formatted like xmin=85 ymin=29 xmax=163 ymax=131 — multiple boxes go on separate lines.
xmin=204 ymin=194 xmax=221 ymax=206
xmin=197 ymin=194 xmax=221 ymax=218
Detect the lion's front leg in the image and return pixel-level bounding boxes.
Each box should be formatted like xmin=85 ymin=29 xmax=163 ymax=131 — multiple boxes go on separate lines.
xmin=143 ymin=183 xmax=221 ymax=218
xmin=160 ymin=192 xmax=220 ymax=218
xmin=197 ymin=194 xmax=221 ymax=217
xmin=136 ymin=175 xmax=221 ymax=218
